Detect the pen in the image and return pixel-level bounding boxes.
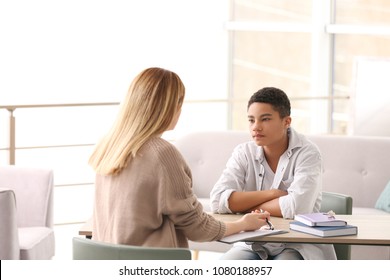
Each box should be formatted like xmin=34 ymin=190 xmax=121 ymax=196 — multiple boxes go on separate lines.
xmin=260 ymin=209 xmax=274 ymax=230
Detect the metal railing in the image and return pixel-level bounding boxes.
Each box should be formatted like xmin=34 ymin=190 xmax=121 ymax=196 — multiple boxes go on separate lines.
xmin=0 ymin=95 xmax=349 ymax=165
xmin=0 ymin=102 xmax=119 ymax=165
xmin=2 ymin=95 xmax=350 ymax=163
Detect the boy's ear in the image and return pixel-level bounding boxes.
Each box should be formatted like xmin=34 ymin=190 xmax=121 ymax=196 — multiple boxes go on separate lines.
xmin=284 ymin=116 xmax=292 ymax=128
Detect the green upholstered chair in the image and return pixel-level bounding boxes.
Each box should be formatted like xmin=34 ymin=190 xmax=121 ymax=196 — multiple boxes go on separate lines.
xmin=72 ymin=237 xmax=192 ymax=260
xmin=320 ymin=191 xmax=353 ymax=260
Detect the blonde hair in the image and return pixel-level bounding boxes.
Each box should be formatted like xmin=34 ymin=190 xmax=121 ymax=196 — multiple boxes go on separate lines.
xmin=89 ymin=67 xmax=185 ymax=175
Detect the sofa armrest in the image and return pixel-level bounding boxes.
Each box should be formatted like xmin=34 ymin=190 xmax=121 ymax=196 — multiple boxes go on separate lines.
xmin=0 ymin=188 xmax=20 ymax=259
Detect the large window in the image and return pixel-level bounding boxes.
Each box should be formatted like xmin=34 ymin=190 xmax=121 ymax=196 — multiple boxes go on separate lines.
xmin=228 ymin=0 xmax=390 ymax=135
xmin=332 ymin=0 xmax=390 ymax=135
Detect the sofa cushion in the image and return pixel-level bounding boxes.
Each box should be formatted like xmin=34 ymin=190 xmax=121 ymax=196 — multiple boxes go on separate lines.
xmin=18 ymin=227 xmax=55 ymax=260
xmin=375 ymin=181 xmax=390 ymax=213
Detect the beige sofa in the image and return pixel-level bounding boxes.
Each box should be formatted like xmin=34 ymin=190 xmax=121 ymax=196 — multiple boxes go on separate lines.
xmin=175 ymin=131 xmax=390 ymax=260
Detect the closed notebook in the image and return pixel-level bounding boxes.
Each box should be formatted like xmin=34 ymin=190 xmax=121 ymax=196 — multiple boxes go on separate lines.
xmin=294 ymin=212 xmax=347 ymax=227
xmin=289 ymin=221 xmax=358 ymax=237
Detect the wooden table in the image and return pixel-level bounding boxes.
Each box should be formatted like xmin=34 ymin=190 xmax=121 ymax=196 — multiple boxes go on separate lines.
xmin=212 ymin=214 xmax=390 ymax=245
xmin=79 ymin=214 xmax=390 ymax=245
xmin=78 ymin=219 xmax=93 ymax=238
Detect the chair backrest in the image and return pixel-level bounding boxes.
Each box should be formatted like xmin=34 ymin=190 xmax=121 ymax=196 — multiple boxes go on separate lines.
xmin=0 ymin=188 xmax=20 ymax=260
xmin=320 ymin=191 xmax=353 ymax=260
xmin=320 ymin=191 xmax=353 ymax=215
xmin=72 ymin=237 xmax=192 ymax=260
xmin=0 ymin=165 xmax=54 ymax=228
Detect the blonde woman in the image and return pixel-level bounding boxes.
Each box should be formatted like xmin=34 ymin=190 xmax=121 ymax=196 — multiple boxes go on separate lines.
xmin=89 ymin=67 xmax=269 ymax=248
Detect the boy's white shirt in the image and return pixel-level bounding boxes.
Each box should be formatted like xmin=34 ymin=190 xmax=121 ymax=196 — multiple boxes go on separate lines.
xmin=210 ymin=128 xmax=336 ymax=260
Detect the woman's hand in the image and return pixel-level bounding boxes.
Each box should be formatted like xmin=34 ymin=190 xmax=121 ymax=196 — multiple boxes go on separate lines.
xmin=239 ymin=210 xmax=270 ymax=231
xmin=223 ymin=210 xmax=270 ymax=236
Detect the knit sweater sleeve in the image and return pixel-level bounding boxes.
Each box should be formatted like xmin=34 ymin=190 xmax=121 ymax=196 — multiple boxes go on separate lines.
xmin=153 ymin=139 xmax=226 ymax=242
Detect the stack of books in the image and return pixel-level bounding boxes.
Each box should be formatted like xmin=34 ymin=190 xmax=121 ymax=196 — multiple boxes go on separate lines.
xmin=289 ymin=212 xmax=358 ymax=237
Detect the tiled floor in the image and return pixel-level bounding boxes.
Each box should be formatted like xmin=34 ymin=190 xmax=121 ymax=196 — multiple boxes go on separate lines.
xmin=53 ymin=223 xmax=223 ymax=260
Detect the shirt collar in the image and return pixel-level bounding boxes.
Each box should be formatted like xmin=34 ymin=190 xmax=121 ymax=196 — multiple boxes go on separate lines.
xmin=255 ymin=127 xmax=303 ymax=161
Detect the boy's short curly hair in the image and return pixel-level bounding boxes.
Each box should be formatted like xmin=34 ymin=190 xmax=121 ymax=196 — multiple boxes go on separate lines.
xmin=247 ymin=87 xmax=291 ymax=118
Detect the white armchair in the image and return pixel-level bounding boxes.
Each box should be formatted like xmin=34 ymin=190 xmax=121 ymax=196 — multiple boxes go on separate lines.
xmin=0 ymin=188 xmax=19 ymax=259
xmin=0 ymin=166 xmax=55 ymax=260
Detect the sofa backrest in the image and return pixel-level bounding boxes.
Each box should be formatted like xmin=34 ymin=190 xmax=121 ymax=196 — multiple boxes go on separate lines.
xmin=307 ymin=134 xmax=390 ymax=208
xmin=0 ymin=166 xmax=54 ymax=228
xmin=175 ymin=131 xmax=251 ymax=198
xmin=175 ymin=131 xmax=390 ymax=208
